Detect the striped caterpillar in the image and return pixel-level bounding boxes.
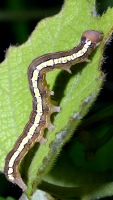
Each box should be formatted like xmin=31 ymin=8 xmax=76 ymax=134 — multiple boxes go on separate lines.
xmin=4 ymin=30 xmax=103 ymax=191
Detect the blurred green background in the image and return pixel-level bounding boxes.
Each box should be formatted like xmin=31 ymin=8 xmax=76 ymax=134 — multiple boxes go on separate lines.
xmin=0 ymin=0 xmax=113 ymax=199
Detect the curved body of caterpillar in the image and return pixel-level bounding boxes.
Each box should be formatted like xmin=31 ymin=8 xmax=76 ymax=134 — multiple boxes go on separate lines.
xmin=4 ymin=30 xmax=103 ymax=191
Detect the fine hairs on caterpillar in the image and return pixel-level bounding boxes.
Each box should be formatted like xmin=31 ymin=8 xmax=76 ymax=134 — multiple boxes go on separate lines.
xmin=4 ymin=30 xmax=103 ymax=191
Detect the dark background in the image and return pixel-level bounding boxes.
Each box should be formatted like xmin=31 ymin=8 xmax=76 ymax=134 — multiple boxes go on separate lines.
xmin=0 ymin=0 xmax=113 ymax=199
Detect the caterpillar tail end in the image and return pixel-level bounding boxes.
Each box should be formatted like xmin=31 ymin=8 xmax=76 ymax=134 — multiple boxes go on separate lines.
xmin=4 ymin=165 xmax=27 ymax=191
xmin=14 ymin=176 xmax=27 ymax=191
xmin=5 ymin=172 xmax=27 ymax=191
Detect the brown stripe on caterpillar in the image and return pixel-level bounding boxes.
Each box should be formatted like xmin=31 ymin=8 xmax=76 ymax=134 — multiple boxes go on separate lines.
xmin=4 ymin=30 xmax=103 ymax=191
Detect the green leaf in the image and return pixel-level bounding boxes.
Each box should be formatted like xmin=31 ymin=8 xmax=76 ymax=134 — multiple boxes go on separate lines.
xmin=0 ymin=0 xmax=113 ymax=198
xmin=41 ymin=152 xmax=113 ymax=200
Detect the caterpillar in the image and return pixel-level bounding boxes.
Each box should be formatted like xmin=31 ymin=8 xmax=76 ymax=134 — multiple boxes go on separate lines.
xmin=4 ymin=30 xmax=103 ymax=191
